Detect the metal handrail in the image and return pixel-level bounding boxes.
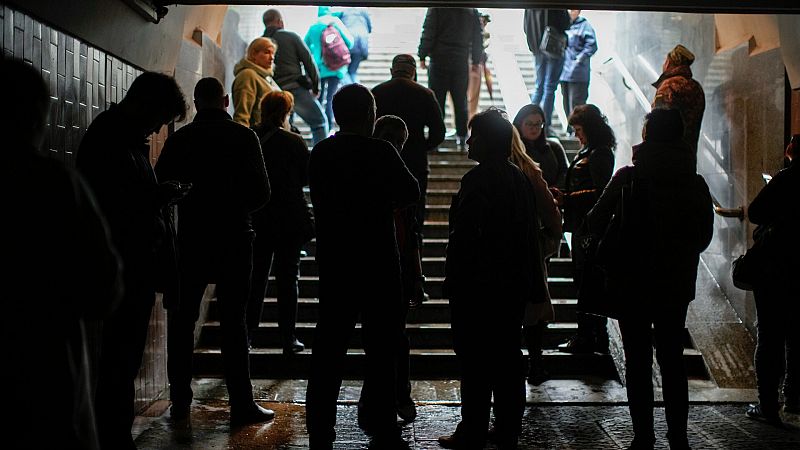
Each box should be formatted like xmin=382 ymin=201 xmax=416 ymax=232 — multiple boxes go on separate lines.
xmin=710 ymin=194 xmax=745 ymax=220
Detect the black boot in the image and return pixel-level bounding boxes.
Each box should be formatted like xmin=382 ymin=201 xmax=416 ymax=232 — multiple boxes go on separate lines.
xmin=525 ymin=323 xmax=549 ymax=385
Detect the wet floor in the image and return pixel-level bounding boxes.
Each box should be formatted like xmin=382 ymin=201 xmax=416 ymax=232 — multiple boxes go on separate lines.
xmin=132 ymin=378 xmax=800 ymax=449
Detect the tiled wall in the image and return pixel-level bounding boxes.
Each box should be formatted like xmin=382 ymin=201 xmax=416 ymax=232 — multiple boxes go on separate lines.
xmin=1 ymin=4 xmax=168 ymax=413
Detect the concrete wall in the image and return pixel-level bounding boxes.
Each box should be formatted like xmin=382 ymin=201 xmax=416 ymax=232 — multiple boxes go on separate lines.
xmin=587 ymin=10 xmax=789 ymax=334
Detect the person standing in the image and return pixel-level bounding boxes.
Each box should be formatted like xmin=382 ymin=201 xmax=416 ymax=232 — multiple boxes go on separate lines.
xmin=155 ymin=77 xmax=273 ymax=426
xmin=418 ymin=7 xmax=483 ymax=150
xmin=232 ymin=37 xmax=281 ymax=129
xmin=338 ymin=7 xmax=372 ymax=85
xmin=559 ymin=9 xmax=598 ymax=131
xmin=585 ymin=108 xmax=713 ymax=450
xmin=652 ymin=44 xmax=705 ymax=155
xmin=305 ymin=6 xmax=354 ymax=132
xmin=438 ymin=109 xmax=547 ymax=449
xmin=76 ymin=71 xmax=189 ymax=449
xmin=513 ymin=104 xmax=569 ymax=190
xmin=372 ymin=54 xmax=446 ymax=245
xmin=2 ymin=57 xmax=123 ymax=450
xmin=248 ymin=90 xmax=314 ymax=355
xmin=305 ymin=84 xmax=419 ymax=448
xmin=262 ymin=9 xmax=328 ymax=144
xmin=523 ymin=8 xmax=570 ymax=137
xmin=744 ymin=134 xmax=800 ymax=425
xmin=467 ymin=12 xmax=491 ymax=121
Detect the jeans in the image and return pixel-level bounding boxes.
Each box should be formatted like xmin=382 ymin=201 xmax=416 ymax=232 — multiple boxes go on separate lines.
xmin=428 ymin=58 xmax=470 ymax=140
xmin=289 ymin=87 xmax=328 ymax=145
xmin=618 ymin=303 xmax=690 ymax=449
xmin=343 ymin=52 xmax=366 ymax=85
xmin=531 ymin=53 xmax=565 ymax=133
xmin=754 ymin=284 xmax=800 ymax=410
xmin=560 ymin=81 xmax=589 ymax=122
xmin=319 ymin=77 xmax=340 ymax=132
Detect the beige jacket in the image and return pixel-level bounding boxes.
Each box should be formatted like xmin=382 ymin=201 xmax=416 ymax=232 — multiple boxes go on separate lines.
xmin=232 ymin=58 xmax=280 ymax=128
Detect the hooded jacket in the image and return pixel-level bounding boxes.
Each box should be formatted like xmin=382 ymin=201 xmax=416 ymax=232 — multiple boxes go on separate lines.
xmin=232 ymin=58 xmax=280 ymax=128
xmin=560 ymin=16 xmax=598 ymax=83
xmin=304 ymin=7 xmax=354 ymax=79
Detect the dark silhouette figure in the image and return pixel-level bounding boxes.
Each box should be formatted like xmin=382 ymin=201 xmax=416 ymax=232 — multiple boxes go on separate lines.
xmin=439 ymin=109 xmax=547 ymax=450
xmin=154 ymin=77 xmax=273 ymax=426
xmin=262 ymin=8 xmax=328 ymax=144
xmin=76 ymin=71 xmax=188 ymax=449
xmin=557 ymin=104 xmax=615 ymax=355
xmin=1 ymin=57 xmax=123 ymax=450
xmin=586 ymin=109 xmax=713 ymax=450
xmin=523 ymin=9 xmax=571 ymax=137
xmin=745 ymin=134 xmax=800 ymax=425
xmin=418 ymin=8 xmax=483 ymax=150
xmin=358 ymin=115 xmax=428 ymax=429
xmin=247 ymin=90 xmax=313 ymax=355
xmin=305 ymin=84 xmax=419 ymax=449
xmin=512 ymin=104 xmax=569 ymax=191
xmin=372 ymin=54 xmax=446 ymax=244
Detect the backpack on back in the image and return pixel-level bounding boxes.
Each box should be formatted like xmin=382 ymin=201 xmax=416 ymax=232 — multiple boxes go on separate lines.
xmin=321 ymin=23 xmax=351 ymax=70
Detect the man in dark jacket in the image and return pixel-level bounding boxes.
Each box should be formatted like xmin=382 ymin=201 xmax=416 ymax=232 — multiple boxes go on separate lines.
xmin=263 ymin=8 xmax=328 ymax=144
xmin=77 ymin=71 xmax=188 ymax=450
xmin=155 ymin=77 xmax=273 ymax=426
xmin=305 ymin=84 xmax=419 ymax=448
xmin=523 ymin=9 xmax=570 ymax=137
xmin=373 ymin=54 xmax=446 ymax=243
xmin=439 ymin=109 xmax=546 ymax=449
xmin=418 ymin=7 xmax=483 ymax=150
xmin=585 ymin=108 xmax=713 ymax=450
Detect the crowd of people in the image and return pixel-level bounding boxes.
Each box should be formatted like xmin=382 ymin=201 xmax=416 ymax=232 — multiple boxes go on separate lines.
xmin=3 ymin=5 xmax=798 ymax=450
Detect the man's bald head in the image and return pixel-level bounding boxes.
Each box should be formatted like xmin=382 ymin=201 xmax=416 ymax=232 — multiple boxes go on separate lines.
xmin=263 ymin=9 xmax=283 ymax=28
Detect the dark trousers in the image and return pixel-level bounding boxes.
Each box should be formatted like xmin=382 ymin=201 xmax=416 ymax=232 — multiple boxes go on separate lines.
xmin=618 ymin=303 xmax=690 ymax=448
xmin=451 ymin=297 xmax=526 ymax=448
xmin=428 ymin=58 xmax=470 ymax=139
xmin=410 ymin=167 xmax=428 ymax=245
xmin=306 ymin=280 xmax=406 ymax=443
xmin=247 ymin=233 xmax=302 ymax=344
xmin=320 ymin=77 xmax=340 ymax=131
xmin=754 ymin=284 xmax=800 ymax=410
xmin=168 ymin=233 xmax=255 ymax=409
xmin=95 ymin=286 xmax=155 ymax=450
xmin=560 ymin=81 xmax=589 ymax=131
xmin=572 ymin=232 xmax=609 ymax=343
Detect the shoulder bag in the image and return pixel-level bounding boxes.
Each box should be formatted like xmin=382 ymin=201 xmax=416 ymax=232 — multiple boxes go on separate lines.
xmin=539 ymin=12 xmax=567 ymax=59
xmin=731 ymin=224 xmax=773 ymax=291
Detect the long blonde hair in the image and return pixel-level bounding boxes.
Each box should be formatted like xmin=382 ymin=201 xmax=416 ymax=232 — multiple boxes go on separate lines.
xmin=509 ymin=126 xmax=543 ymax=182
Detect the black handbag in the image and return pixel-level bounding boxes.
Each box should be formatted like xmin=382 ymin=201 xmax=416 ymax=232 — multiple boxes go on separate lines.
xmin=731 ymin=224 xmax=772 ymax=291
xmin=540 ymin=25 xmax=567 ymax=59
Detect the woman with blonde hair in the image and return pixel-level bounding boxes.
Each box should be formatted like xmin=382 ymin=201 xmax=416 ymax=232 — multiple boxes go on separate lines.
xmin=247 ymin=90 xmax=314 ymax=354
xmin=510 ymin=126 xmax=562 ymax=384
xmin=232 ymin=37 xmax=281 ymax=128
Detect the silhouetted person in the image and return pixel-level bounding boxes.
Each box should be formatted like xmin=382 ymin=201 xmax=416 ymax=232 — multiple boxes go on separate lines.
xmin=560 ymin=9 xmax=598 ymax=133
xmin=652 ymin=44 xmax=705 ymax=156
xmin=439 ymin=109 xmax=547 ymax=450
xmin=557 ymin=104 xmax=615 ymax=355
xmin=358 ymin=115 xmax=428 ymax=429
xmin=745 ymin=134 xmax=800 ymax=425
xmin=372 ymin=54 xmax=446 ymax=244
xmin=524 ymin=9 xmax=571 ymax=137
xmin=76 ymin=71 xmax=188 ymax=449
xmin=248 ymin=90 xmax=313 ymax=355
xmin=418 ymin=7 xmax=483 ymax=150
xmin=155 ymin=77 xmax=273 ymax=426
xmin=586 ymin=109 xmax=713 ymax=450
xmin=233 ymin=37 xmax=281 ymax=128
xmin=262 ymin=8 xmax=328 ymax=144
xmin=1 ymin=56 xmax=123 ymax=450
xmin=305 ymin=84 xmax=419 ymax=449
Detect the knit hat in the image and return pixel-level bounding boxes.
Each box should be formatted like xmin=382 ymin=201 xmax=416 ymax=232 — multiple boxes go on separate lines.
xmin=667 ymin=44 xmax=695 ymax=66
xmin=391 ymin=54 xmax=417 ymax=78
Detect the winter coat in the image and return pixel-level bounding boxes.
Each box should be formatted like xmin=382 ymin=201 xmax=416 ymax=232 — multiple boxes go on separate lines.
xmin=560 ymin=16 xmax=598 ymax=83
xmin=523 ymin=9 xmax=570 ymax=56
xmin=652 ymin=64 xmax=705 ymax=154
xmin=585 ymin=140 xmax=713 ymax=305
xmin=263 ymin=26 xmax=320 ymax=92
xmin=418 ymin=8 xmax=483 ymax=65
xmin=372 ymin=76 xmax=446 ymax=177
xmin=562 ymin=144 xmax=614 ymax=232
xmin=304 ymin=13 xmax=354 ymax=79
xmin=232 ymin=58 xmax=281 ymax=128
xmin=338 ymin=8 xmax=372 ymax=58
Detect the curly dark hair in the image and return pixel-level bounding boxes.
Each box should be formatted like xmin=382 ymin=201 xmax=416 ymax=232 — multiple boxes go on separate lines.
xmin=568 ymin=104 xmax=616 ymax=150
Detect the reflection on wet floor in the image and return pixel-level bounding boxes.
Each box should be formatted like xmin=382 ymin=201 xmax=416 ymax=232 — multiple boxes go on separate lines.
xmin=132 ymin=378 xmax=800 ymax=449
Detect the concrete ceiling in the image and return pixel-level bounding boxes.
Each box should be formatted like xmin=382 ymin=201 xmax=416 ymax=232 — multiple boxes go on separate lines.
xmin=174 ymin=1 xmax=800 ymax=14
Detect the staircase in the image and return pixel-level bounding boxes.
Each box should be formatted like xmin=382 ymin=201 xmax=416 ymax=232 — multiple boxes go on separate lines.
xmin=193 ymin=8 xmax=708 ymax=384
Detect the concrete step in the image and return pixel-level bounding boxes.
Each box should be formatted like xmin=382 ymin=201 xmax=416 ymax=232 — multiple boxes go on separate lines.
xmin=303 ymin=237 xmax=571 ymax=259
xmin=426 ymin=189 xmax=457 ymax=205
xmin=192 ymin=348 xmax=619 ymax=380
